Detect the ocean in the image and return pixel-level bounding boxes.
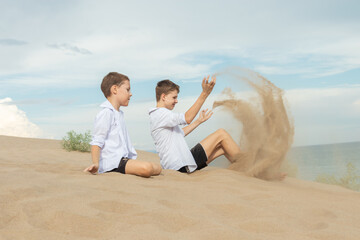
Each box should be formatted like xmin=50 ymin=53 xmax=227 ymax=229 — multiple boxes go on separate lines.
xmin=287 ymin=141 xmax=360 ymax=181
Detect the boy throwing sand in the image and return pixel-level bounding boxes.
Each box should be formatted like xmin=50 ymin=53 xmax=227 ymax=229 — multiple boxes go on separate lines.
xmin=84 ymin=72 xmax=161 ymax=177
xmin=149 ymin=76 xmax=241 ymax=173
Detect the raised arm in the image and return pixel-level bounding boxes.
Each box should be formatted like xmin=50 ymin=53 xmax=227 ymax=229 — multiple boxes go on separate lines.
xmin=184 ymin=75 xmax=216 ymax=124
xmin=182 ymin=109 xmax=213 ymax=136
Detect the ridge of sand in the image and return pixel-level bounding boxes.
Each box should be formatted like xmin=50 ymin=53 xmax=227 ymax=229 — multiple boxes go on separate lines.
xmin=0 ymin=135 xmax=359 ymax=240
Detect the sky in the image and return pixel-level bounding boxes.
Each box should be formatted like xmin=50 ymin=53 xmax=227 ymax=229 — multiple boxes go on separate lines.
xmin=0 ymin=0 xmax=360 ymax=150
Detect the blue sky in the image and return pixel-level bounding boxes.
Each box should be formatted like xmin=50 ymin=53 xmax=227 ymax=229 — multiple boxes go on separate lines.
xmin=0 ymin=0 xmax=359 ymax=149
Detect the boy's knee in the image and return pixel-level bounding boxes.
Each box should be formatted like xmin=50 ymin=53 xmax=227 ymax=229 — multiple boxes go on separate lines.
xmin=216 ymin=128 xmax=226 ymax=133
xmin=216 ymin=128 xmax=229 ymax=137
xmin=139 ymin=162 xmax=154 ymax=178
xmin=152 ymin=163 xmax=162 ymax=175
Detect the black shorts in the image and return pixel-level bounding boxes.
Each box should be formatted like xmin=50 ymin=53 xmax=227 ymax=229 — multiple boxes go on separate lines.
xmin=178 ymin=143 xmax=208 ymax=173
xmin=108 ymin=157 xmax=129 ymax=174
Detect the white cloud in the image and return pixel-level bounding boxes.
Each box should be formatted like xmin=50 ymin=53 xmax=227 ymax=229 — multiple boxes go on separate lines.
xmin=0 ymin=98 xmax=42 ymax=138
xmin=284 ymin=86 xmax=360 ymax=145
xmin=48 ymin=43 xmax=92 ymax=55
xmin=0 ymin=38 xmax=27 ymax=46
xmin=1 ymin=0 xmax=360 ymax=147
xmin=1 ymin=0 xmax=360 ymax=86
xmin=354 ymin=99 xmax=360 ymax=106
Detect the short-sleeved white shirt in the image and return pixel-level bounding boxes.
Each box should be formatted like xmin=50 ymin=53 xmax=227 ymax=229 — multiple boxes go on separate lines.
xmin=90 ymin=100 xmax=137 ymax=173
xmin=149 ymin=107 xmax=197 ymax=172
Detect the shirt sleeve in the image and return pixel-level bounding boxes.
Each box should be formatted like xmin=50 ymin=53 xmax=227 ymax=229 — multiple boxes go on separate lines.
xmin=90 ymin=109 xmax=112 ymax=148
xmin=156 ymin=109 xmax=187 ymax=128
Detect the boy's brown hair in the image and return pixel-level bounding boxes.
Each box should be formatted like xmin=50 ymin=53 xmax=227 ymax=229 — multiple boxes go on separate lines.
xmin=156 ymin=80 xmax=180 ymax=102
xmin=101 ymin=72 xmax=129 ymax=98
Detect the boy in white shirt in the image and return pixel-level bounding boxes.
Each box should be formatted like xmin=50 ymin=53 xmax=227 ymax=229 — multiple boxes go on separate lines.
xmin=84 ymin=72 xmax=161 ymax=177
xmin=149 ymin=76 xmax=242 ymax=173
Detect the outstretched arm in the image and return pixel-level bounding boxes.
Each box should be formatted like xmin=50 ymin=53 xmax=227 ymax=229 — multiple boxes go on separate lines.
xmin=184 ymin=75 xmax=216 ymax=124
xmin=83 ymin=145 xmax=101 ymax=174
xmin=182 ymin=109 xmax=213 ymax=136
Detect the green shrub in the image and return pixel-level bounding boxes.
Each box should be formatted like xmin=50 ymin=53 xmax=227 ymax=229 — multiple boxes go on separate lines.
xmin=62 ymin=130 xmax=91 ymax=152
xmin=316 ymin=162 xmax=360 ymax=191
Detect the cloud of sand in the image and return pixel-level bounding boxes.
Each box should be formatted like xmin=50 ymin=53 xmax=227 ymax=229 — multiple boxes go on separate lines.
xmin=213 ymin=68 xmax=294 ymax=180
xmin=0 ymin=98 xmax=42 ymax=138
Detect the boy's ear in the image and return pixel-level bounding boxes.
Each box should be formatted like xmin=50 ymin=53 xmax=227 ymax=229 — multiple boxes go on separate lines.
xmin=160 ymin=93 xmax=166 ymax=101
xmin=110 ymin=85 xmax=117 ymax=95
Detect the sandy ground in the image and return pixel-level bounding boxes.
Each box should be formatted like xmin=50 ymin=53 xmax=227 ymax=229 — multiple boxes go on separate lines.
xmin=1 ymin=135 xmax=360 ymax=240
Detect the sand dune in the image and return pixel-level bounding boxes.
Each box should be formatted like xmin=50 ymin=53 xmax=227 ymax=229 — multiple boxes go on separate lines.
xmin=0 ymin=135 xmax=359 ymax=240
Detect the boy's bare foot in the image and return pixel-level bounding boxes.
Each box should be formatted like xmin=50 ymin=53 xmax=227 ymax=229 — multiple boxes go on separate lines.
xmin=278 ymin=172 xmax=287 ymax=181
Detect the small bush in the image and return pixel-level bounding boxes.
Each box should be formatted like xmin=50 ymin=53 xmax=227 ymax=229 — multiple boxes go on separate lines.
xmin=316 ymin=162 xmax=360 ymax=191
xmin=62 ymin=130 xmax=91 ymax=152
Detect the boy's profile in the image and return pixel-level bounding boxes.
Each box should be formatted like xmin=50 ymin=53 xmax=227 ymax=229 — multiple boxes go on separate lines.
xmin=149 ymin=76 xmax=242 ymax=173
xmin=84 ymin=72 xmax=161 ymax=177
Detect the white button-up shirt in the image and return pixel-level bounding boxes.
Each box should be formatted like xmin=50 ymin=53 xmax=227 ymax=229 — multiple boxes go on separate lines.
xmin=149 ymin=107 xmax=197 ymax=172
xmin=90 ymin=100 xmax=137 ymax=173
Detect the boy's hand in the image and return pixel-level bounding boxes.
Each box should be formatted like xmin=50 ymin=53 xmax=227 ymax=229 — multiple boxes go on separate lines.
xmin=202 ymin=75 xmax=216 ymax=96
xmin=83 ymin=164 xmax=99 ymax=174
xmin=197 ymin=109 xmax=213 ymax=124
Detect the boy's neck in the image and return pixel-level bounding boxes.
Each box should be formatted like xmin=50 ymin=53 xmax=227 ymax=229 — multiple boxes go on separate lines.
xmin=156 ymin=102 xmax=168 ymax=109
xmin=107 ymin=97 xmax=120 ymax=111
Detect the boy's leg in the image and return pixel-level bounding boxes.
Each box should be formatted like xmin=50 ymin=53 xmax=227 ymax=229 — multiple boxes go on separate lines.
xmin=150 ymin=162 xmax=162 ymax=175
xmin=207 ymin=147 xmax=225 ymax=163
xmin=200 ymin=128 xmax=241 ymax=164
xmin=125 ymin=160 xmax=161 ymax=178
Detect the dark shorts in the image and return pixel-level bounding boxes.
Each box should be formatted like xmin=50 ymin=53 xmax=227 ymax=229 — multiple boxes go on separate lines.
xmin=108 ymin=157 xmax=129 ymax=174
xmin=178 ymin=143 xmax=208 ymax=173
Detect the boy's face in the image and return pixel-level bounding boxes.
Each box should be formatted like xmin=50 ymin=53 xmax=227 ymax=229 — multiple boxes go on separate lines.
xmin=162 ymin=90 xmax=178 ymax=110
xmin=115 ymin=80 xmax=132 ymax=106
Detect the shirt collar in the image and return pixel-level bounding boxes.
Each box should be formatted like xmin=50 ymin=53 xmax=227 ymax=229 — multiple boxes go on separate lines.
xmin=149 ymin=107 xmax=167 ymax=114
xmin=100 ymin=100 xmax=122 ymax=113
xmin=148 ymin=107 xmax=157 ymax=114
